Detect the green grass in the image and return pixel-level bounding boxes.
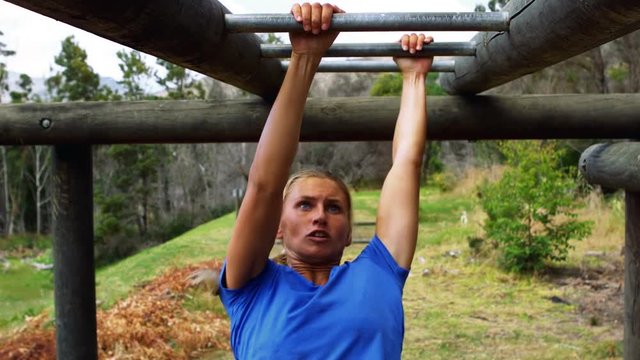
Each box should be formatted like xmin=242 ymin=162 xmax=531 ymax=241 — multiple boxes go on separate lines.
xmin=0 ymin=259 xmax=54 ymax=329
xmin=0 ymin=186 xmax=625 ymax=359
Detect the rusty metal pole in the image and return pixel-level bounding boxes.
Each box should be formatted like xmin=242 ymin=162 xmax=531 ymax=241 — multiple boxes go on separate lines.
xmin=53 ymin=145 xmax=97 ymax=360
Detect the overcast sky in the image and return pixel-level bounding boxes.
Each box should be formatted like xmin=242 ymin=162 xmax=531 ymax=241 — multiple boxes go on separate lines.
xmin=0 ymin=0 xmax=481 ymax=80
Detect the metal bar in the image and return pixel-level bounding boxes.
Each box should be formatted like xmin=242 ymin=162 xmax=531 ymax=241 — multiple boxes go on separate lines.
xmin=262 ymin=42 xmax=475 ymax=58
xmin=2 ymin=94 xmax=640 ymax=143
xmin=225 ymin=12 xmax=510 ymax=32
xmin=281 ymin=59 xmax=455 ymax=72
xmin=53 ymin=145 xmax=96 ymax=360
xmin=440 ymin=0 xmax=640 ymax=95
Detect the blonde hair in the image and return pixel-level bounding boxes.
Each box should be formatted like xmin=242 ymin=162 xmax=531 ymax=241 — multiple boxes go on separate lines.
xmin=283 ymin=169 xmax=352 ymax=223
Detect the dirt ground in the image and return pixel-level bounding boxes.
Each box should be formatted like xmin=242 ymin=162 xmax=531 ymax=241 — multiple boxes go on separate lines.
xmin=545 ymin=251 xmax=625 ymax=340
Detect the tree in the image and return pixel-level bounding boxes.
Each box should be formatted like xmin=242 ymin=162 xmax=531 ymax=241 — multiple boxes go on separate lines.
xmin=46 ymin=36 xmax=115 ymax=101
xmin=0 ymin=30 xmax=15 ymax=103
xmin=155 ymin=59 xmax=205 ymax=100
xmin=117 ymin=49 xmax=151 ymax=100
xmin=479 ymin=141 xmax=592 ymax=273
xmin=0 ymin=30 xmax=16 ymax=235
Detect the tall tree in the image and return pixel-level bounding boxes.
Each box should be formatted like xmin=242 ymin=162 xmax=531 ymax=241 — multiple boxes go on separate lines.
xmin=46 ymin=36 xmax=115 ymax=101
xmin=0 ymin=30 xmax=15 ymax=103
xmin=0 ymin=30 xmax=16 ymax=235
xmin=155 ymin=60 xmax=205 ymax=100
xmin=9 ymin=73 xmax=51 ymax=234
xmin=117 ymin=49 xmax=151 ymax=100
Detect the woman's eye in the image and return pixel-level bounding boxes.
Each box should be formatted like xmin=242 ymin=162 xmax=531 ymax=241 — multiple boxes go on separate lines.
xmin=327 ymin=204 xmax=342 ymax=213
xmin=298 ymin=201 xmax=312 ymax=210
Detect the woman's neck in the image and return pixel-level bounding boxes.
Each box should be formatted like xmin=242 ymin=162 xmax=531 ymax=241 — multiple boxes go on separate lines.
xmin=286 ymin=257 xmax=339 ymax=286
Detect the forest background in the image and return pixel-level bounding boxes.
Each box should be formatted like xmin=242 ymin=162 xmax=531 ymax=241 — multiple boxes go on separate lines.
xmin=0 ymin=2 xmax=639 ymax=267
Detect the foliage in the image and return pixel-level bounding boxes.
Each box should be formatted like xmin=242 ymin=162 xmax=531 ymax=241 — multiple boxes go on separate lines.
xmin=116 ymin=49 xmax=151 ymax=100
xmin=155 ymin=60 xmax=205 ymax=100
xmin=46 ymin=36 xmax=115 ymax=101
xmin=9 ymin=74 xmax=39 ymax=103
xmin=479 ymin=141 xmax=592 ymax=273
xmin=370 ymin=72 xmax=444 ymax=96
xmin=0 ymin=30 xmax=16 ymax=103
xmin=94 ymin=145 xmax=169 ymax=265
xmin=430 ymin=171 xmax=457 ymax=192
xmin=0 ymin=233 xmax=50 ymax=254
xmin=608 ymin=62 xmax=629 ymax=82
xmin=261 ymin=33 xmax=283 ymax=44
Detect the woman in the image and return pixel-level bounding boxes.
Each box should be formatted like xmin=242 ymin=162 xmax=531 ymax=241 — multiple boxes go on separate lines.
xmin=219 ymin=3 xmax=433 ymax=359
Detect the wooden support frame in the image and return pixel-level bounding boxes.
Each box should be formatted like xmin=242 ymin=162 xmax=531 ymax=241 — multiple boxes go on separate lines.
xmin=440 ymin=0 xmax=640 ymax=94
xmin=1 ymin=94 xmax=639 ymax=144
xmin=580 ymin=143 xmax=640 ymax=192
xmin=625 ymin=192 xmax=640 ymax=360
xmin=53 ymin=145 xmax=96 ymax=360
xmin=581 ymin=143 xmax=640 ymax=360
xmin=5 ymin=0 xmax=285 ymax=100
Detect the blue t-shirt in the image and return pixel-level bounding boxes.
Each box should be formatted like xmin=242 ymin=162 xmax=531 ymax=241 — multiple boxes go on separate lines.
xmin=219 ymin=235 xmax=410 ymax=360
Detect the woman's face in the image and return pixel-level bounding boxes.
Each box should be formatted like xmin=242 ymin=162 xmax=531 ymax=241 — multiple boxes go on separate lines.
xmin=278 ymin=177 xmax=351 ymax=265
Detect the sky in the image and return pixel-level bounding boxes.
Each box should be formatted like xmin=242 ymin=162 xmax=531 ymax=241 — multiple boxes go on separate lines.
xmin=0 ymin=0 xmax=481 ymax=80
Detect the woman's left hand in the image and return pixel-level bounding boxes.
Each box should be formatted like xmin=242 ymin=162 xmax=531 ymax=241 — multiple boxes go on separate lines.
xmin=393 ymin=33 xmax=434 ymax=74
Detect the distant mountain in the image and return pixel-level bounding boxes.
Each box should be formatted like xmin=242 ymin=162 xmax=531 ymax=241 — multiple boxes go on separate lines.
xmin=2 ymin=71 xmax=126 ymax=102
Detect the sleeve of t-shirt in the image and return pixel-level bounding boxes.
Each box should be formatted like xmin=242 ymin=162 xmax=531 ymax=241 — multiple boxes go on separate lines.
xmin=359 ymin=234 xmax=410 ymax=287
xmin=218 ymin=259 xmax=279 ymax=319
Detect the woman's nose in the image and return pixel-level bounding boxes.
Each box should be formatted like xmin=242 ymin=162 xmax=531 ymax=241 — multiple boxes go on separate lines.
xmin=312 ymin=207 xmax=327 ymax=225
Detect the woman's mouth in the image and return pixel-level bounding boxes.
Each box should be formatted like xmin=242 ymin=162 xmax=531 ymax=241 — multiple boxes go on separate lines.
xmin=307 ymin=230 xmax=329 ymax=241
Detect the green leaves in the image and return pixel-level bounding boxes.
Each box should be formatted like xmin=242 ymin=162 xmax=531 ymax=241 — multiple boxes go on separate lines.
xmin=480 ymin=141 xmax=592 ymax=273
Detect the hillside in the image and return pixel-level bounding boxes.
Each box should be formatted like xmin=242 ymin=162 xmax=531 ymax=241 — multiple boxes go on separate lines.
xmin=0 ymin=175 xmax=626 ymax=359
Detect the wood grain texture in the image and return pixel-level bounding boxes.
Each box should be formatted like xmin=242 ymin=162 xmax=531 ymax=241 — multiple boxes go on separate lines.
xmin=52 ymin=145 xmax=96 ymax=360
xmin=625 ymin=192 xmax=640 ymax=360
xmin=5 ymin=0 xmax=285 ymax=100
xmin=580 ymin=143 xmax=640 ymax=192
xmin=440 ymin=0 xmax=640 ymax=94
xmin=1 ymin=94 xmax=640 ymax=144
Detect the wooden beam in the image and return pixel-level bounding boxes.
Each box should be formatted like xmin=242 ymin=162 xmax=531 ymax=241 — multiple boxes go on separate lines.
xmin=579 ymin=143 xmax=640 ymax=192
xmin=625 ymin=192 xmax=640 ymax=360
xmin=2 ymin=94 xmax=640 ymax=144
xmin=440 ymin=0 xmax=640 ymax=94
xmin=53 ymin=145 xmax=96 ymax=360
xmin=5 ymin=0 xmax=285 ymax=100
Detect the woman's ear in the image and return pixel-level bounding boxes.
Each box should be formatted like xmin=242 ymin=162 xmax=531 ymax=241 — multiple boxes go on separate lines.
xmin=276 ymin=226 xmax=284 ymax=240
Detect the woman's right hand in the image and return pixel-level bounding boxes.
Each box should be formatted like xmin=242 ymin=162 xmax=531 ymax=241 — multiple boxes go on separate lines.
xmin=289 ymin=3 xmax=343 ymax=57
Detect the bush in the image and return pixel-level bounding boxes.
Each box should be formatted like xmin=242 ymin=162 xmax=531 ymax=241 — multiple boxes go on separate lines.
xmin=479 ymin=141 xmax=592 ymax=273
xmin=431 ymin=172 xmax=457 ymax=192
xmin=0 ymin=234 xmax=51 ymax=256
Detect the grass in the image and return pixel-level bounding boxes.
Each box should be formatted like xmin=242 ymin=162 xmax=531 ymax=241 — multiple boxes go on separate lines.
xmin=0 ymin=171 xmax=626 ymax=359
xmin=0 ymin=259 xmax=54 ymax=329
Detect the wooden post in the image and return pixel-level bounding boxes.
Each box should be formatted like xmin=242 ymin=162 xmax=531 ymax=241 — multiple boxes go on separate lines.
xmin=625 ymin=191 xmax=640 ymax=360
xmin=580 ymin=143 xmax=640 ymax=192
xmin=53 ymin=145 xmax=96 ymax=360
xmin=5 ymin=0 xmax=284 ymax=100
xmin=440 ymin=0 xmax=640 ymax=94
xmin=580 ymin=143 xmax=640 ymax=359
xmin=1 ymin=94 xmax=640 ymax=144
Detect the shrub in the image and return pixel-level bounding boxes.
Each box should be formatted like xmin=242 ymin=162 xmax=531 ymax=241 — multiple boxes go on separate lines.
xmin=479 ymin=141 xmax=592 ymax=273
xmin=431 ymin=171 xmax=457 ymax=192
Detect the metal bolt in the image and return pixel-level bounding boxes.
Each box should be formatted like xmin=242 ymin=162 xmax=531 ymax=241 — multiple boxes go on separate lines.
xmin=40 ymin=118 xmax=52 ymax=129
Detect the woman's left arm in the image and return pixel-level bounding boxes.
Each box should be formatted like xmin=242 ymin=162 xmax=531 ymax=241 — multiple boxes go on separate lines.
xmin=376 ymin=34 xmax=433 ymax=269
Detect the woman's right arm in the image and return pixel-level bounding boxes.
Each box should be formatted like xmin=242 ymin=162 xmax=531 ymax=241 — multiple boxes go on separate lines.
xmin=224 ymin=3 xmax=342 ymax=290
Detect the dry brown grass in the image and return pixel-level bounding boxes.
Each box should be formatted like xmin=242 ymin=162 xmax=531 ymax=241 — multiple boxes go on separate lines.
xmin=0 ymin=261 xmax=230 ymax=360
xmin=451 ymin=166 xmax=505 ymax=197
